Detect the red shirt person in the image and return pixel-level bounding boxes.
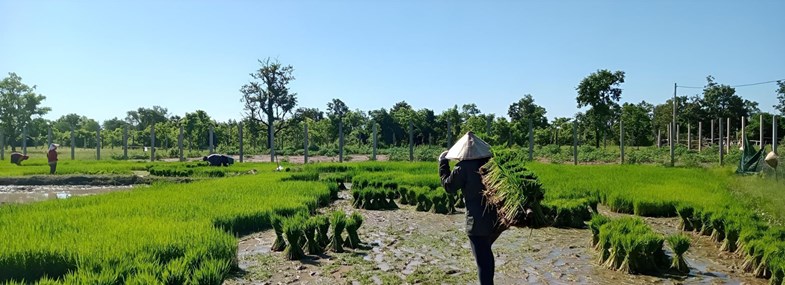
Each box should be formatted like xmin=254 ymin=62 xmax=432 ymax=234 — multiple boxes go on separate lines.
xmin=47 ymin=144 xmax=58 ymax=174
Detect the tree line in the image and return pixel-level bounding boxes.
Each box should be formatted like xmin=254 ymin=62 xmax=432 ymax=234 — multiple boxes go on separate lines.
xmin=2 ymin=59 xmax=784 ymax=154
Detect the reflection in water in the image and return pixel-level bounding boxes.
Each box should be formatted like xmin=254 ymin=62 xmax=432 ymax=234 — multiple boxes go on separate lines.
xmin=0 ymin=185 xmax=136 ymax=204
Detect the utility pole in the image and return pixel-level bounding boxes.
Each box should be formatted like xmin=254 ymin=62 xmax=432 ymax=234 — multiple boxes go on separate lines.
xmin=671 ymin=83 xmax=676 ymax=166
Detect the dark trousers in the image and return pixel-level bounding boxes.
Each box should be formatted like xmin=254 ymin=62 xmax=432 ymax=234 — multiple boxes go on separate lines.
xmin=49 ymin=162 xmax=56 ymax=174
xmin=468 ymin=231 xmax=503 ymax=285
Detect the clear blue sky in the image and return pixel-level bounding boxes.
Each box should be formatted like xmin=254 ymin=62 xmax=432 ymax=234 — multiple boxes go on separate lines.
xmin=2 ymin=0 xmax=783 ymax=124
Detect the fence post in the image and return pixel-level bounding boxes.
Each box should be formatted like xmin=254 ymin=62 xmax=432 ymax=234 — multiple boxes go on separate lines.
xmin=372 ymin=124 xmax=377 ymax=161
xmin=657 ymin=129 xmax=661 ymax=148
xmin=447 ymin=120 xmax=452 ymax=147
xmin=178 ymin=125 xmax=184 ymax=162
xmin=711 ymin=120 xmax=715 ymax=146
xmin=676 ymin=124 xmax=680 ymax=147
xmin=0 ymin=131 xmax=4 ymax=161
xmin=409 ymin=121 xmax=414 ymax=162
xmin=760 ymin=114 xmax=764 ymax=149
xmin=699 ymin=122 xmax=703 ymax=150
xmin=151 ymin=123 xmax=156 ymax=162
xmin=209 ymin=125 xmax=214 ymax=154
xmin=572 ymin=120 xmax=577 ymax=165
xmin=238 ymin=122 xmax=243 ymax=163
xmin=726 ymin=118 xmax=730 ymax=152
xmin=96 ymin=127 xmax=101 ymax=160
xmin=669 ymin=123 xmax=674 ymax=166
xmin=48 ymin=125 xmax=52 ymax=147
xmin=528 ymin=120 xmax=533 ymax=161
xmin=339 ymin=121 xmax=344 ymax=163
xmin=71 ymin=125 xmax=76 ymax=160
xmin=620 ymin=119 xmax=624 ymax=164
xmin=303 ymin=123 xmax=308 ymax=164
xmin=719 ymin=118 xmax=724 ymax=165
xmin=22 ymin=125 xmax=27 ymax=155
xmin=741 ymin=116 xmax=746 ymax=143
xmin=772 ymin=115 xmax=779 ymax=153
xmin=687 ymin=123 xmax=691 ymax=150
xmin=123 ymin=125 xmax=128 ymax=159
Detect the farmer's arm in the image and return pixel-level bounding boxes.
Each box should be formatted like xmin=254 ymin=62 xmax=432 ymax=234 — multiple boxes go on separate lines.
xmin=439 ymin=160 xmax=465 ymax=194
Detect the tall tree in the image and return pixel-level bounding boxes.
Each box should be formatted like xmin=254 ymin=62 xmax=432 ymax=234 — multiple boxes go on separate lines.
xmin=620 ymin=102 xmax=653 ymax=146
xmin=326 ymin=99 xmax=349 ymax=121
xmin=701 ymin=76 xmax=756 ymax=120
xmin=240 ymin=58 xmax=298 ymax=152
xmin=775 ymin=81 xmax=785 ymax=116
xmin=576 ymin=69 xmax=625 ymax=147
xmin=0 ymin=73 xmax=51 ymax=150
xmin=507 ymin=94 xmax=548 ymax=129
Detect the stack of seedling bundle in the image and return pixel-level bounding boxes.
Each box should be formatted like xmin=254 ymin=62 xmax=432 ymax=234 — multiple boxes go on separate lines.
xmin=481 ymin=149 xmax=547 ymax=228
xmin=351 ymin=188 xmax=398 ymax=210
xmin=273 ymin=210 xmax=365 ymax=260
xmin=593 ymin=216 xmax=673 ymax=274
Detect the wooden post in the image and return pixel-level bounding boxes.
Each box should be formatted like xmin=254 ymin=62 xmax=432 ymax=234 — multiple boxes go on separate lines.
xmin=22 ymin=125 xmax=27 ymax=155
xmin=698 ymin=122 xmax=702 ymax=152
xmin=657 ymin=129 xmax=661 ymax=148
xmin=620 ymin=119 xmax=624 ymax=164
xmin=47 ymin=125 xmax=52 ymax=147
xmin=772 ymin=115 xmax=779 ymax=153
xmin=669 ymin=123 xmax=674 ymax=166
xmin=178 ymin=125 xmax=184 ymax=162
xmin=372 ymin=124 xmax=377 ymax=160
xmin=726 ymin=117 xmax=730 ymax=152
xmin=303 ymin=123 xmax=309 ymax=164
xmin=741 ymin=116 xmax=746 ymax=143
xmin=339 ymin=121 xmax=344 ymax=163
xmin=528 ymin=120 xmax=534 ymax=161
xmin=760 ymin=114 xmax=764 ymax=149
xmin=209 ymin=125 xmax=214 ymax=154
xmin=123 ymin=125 xmax=128 ymax=160
xmin=719 ymin=118 xmax=724 ymax=165
xmin=447 ymin=121 xmax=452 ymax=147
xmin=671 ymin=83 xmax=676 ymax=166
xmin=408 ymin=121 xmax=414 ymax=162
xmin=687 ymin=123 xmax=691 ymax=150
xmin=71 ymin=125 xmax=76 ymax=160
xmin=0 ymin=131 xmax=4 ymax=161
xmin=676 ymin=124 xmax=680 ymax=147
xmin=710 ymin=120 xmax=715 ymax=146
xmin=572 ymin=120 xmax=577 ymax=165
xmin=238 ymin=123 xmax=244 ymax=163
xmin=151 ymin=123 xmax=156 ymax=162
xmin=96 ymin=127 xmax=101 ymax=160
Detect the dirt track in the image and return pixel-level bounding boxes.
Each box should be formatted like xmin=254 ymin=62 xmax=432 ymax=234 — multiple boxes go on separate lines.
xmin=225 ymin=190 xmax=763 ymax=285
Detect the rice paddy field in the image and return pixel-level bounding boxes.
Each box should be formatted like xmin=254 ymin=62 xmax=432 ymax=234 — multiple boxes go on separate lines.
xmin=1 ymin=151 xmax=784 ymax=284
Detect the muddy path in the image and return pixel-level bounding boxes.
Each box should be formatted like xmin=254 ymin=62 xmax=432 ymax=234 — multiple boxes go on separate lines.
xmin=0 ymin=184 xmax=137 ymax=204
xmin=225 ymin=191 xmax=764 ymax=285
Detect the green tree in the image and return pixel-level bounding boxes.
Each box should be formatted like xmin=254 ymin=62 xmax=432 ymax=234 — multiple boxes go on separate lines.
xmin=775 ymin=81 xmax=785 ymax=116
xmin=620 ymin=102 xmax=653 ymax=146
xmin=701 ymin=76 xmax=756 ymax=120
xmin=507 ymin=94 xmax=548 ymax=129
xmin=576 ymin=69 xmax=625 ymax=147
xmin=0 ymin=73 xmax=51 ymax=150
xmin=240 ymin=58 xmax=298 ymax=158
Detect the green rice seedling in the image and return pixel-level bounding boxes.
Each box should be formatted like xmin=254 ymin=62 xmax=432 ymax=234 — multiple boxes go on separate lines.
xmin=700 ymin=211 xmax=714 ymax=236
xmin=667 ymin=234 xmax=691 ymax=274
xmin=606 ymin=193 xmax=634 ymax=214
xmin=270 ymin=215 xmax=286 ymax=252
xmin=385 ymin=189 xmax=398 ymax=209
xmin=721 ymin=222 xmax=741 ymax=252
xmin=595 ymin=217 xmax=666 ymax=274
xmin=283 ymin=216 xmax=305 ymax=260
xmin=190 ymin=258 xmax=231 ymax=285
xmin=327 ymin=182 xmax=340 ymax=201
xmin=710 ymin=214 xmax=726 ymax=243
xmin=351 ymin=188 xmax=363 ymax=208
xmin=328 ymin=211 xmax=347 ymax=253
xmin=770 ymin=256 xmax=784 ymax=285
xmin=398 ymin=186 xmax=410 ymax=205
xmin=633 ymin=199 xmax=677 ymax=217
xmin=373 ymin=189 xmax=387 ymax=210
xmin=430 ymin=191 xmax=450 ymax=214
xmin=675 ymin=204 xmax=695 ymax=231
xmin=446 ymin=191 xmax=457 ymax=214
xmin=406 ymin=187 xmax=418 ymax=206
xmin=589 ymin=214 xmax=611 ymax=248
xmin=415 ymin=189 xmax=431 ymax=212
xmin=315 ymin=215 xmax=331 ymax=248
xmin=344 ymin=212 xmax=364 ymax=249
xmin=303 ymin=219 xmax=323 ymax=255
xmin=455 ymin=190 xmax=465 ymax=208
xmin=481 ymin=152 xmax=546 ymax=228
xmin=545 ymin=198 xmax=591 ymax=228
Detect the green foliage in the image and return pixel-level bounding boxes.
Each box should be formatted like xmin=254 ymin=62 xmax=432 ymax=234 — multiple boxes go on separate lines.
xmin=595 ymin=217 xmax=668 ymax=274
xmin=482 ymin=149 xmax=546 ymax=228
xmin=667 ymin=234 xmax=691 ymax=274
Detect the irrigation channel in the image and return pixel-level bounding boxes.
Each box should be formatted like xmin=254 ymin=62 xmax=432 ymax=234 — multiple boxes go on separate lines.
xmin=0 ymin=185 xmax=136 ymax=204
xmin=226 ymin=187 xmax=762 ymax=285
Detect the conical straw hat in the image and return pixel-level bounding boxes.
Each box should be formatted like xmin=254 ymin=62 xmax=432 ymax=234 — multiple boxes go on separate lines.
xmin=445 ymin=131 xmax=492 ymax=161
xmin=765 ymin=151 xmax=779 ymax=169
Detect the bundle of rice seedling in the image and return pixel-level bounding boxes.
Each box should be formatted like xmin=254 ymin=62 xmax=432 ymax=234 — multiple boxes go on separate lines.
xmin=675 ymin=205 xmax=694 ymax=231
xmin=415 ymin=190 xmax=431 ymax=212
xmin=283 ymin=217 xmax=305 ymax=260
xmin=595 ymin=217 xmax=667 ymax=274
xmin=315 ymin=215 xmax=331 ymax=248
xmin=721 ymin=222 xmax=740 ymax=252
xmin=589 ymin=214 xmax=611 ymax=248
xmin=406 ymin=188 xmax=418 ymax=206
xmin=328 ymin=211 xmax=347 ymax=253
xmin=481 ymin=152 xmax=546 ymax=228
xmin=351 ymin=188 xmax=363 ymax=208
xmin=344 ymin=212 xmax=364 ymax=249
xmin=303 ymin=219 xmax=323 ymax=255
xmin=430 ymin=191 xmax=450 ymax=214
xmin=545 ymin=198 xmax=592 ymax=229
xmin=667 ymin=234 xmax=691 ymax=274
xmin=710 ymin=215 xmax=726 ymax=243
xmin=454 ymin=190 xmax=465 ymax=208
xmin=385 ymin=189 xmax=398 ymax=209
xmin=446 ymin=191 xmax=457 ymax=214
xmin=398 ymin=186 xmax=410 ymax=205
xmin=270 ymin=214 xmax=286 ymax=252
xmin=699 ymin=211 xmax=713 ymax=236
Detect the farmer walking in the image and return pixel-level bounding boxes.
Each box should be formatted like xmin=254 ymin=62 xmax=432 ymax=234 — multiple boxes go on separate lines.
xmin=438 ymin=131 xmax=506 ymax=285
xmin=47 ymin=143 xmax=58 ymax=174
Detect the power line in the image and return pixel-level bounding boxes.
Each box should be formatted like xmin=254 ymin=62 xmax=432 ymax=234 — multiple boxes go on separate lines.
xmin=676 ymin=79 xmax=784 ymax=89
